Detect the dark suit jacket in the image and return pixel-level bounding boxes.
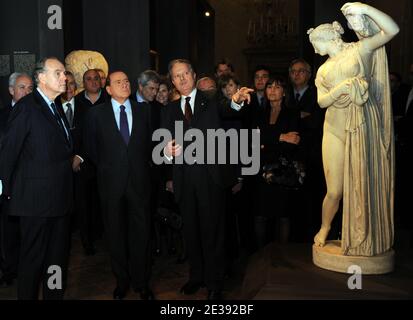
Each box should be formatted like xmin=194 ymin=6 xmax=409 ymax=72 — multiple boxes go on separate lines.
xmin=289 ymin=85 xmax=323 ymax=131
xmin=0 ymin=90 xmax=73 ymax=217
xmin=128 ymin=94 xmax=163 ymax=133
xmin=70 ymin=96 xmax=89 ymax=156
xmin=0 ymin=104 xmax=12 ymax=146
xmin=83 ymin=100 xmax=152 ymax=202
xmin=161 ymin=91 xmax=234 ymax=201
xmin=256 ymin=102 xmax=301 ymax=166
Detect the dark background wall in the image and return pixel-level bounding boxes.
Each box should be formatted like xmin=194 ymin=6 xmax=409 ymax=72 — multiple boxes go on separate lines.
xmin=0 ymin=0 xmax=64 ymax=105
xmin=0 ymin=0 xmax=411 ymax=105
xmin=153 ymin=0 xmax=214 ymax=77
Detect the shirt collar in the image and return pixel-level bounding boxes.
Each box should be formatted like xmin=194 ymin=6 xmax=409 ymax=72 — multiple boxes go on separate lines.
xmin=11 ymin=100 xmax=16 ymax=107
xmin=63 ymin=97 xmax=75 ymax=106
xmin=136 ymin=92 xmax=146 ymax=103
xmin=181 ymin=88 xmax=197 ymax=104
xmin=36 ymin=87 xmax=54 ymax=106
xmin=294 ymin=85 xmax=309 ymax=98
xmin=111 ymin=98 xmax=132 ymax=112
xmin=85 ymin=89 xmax=102 ymax=103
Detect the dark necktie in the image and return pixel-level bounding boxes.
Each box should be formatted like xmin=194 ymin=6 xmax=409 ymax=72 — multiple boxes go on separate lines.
xmin=119 ymin=105 xmax=130 ymax=145
xmin=184 ymin=96 xmax=192 ymax=123
xmin=295 ymin=93 xmax=301 ymax=104
xmin=50 ymin=102 xmax=69 ymax=142
xmin=65 ymin=102 xmax=73 ymax=128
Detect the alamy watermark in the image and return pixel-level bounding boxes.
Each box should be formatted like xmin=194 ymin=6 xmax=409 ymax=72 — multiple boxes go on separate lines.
xmin=347 ymin=265 xmax=362 ymax=290
xmin=47 ymin=265 xmax=62 ymax=290
xmin=152 ymin=122 xmax=260 ymax=176
xmin=47 ymin=5 xmax=62 ymax=30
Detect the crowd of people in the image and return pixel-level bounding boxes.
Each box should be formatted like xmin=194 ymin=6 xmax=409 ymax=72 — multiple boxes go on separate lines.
xmin=0 ymin=52 xmax=411 ymax=300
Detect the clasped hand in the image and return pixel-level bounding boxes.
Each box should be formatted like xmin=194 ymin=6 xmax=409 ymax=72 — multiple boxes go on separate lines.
xmin=165 ymin=140 xmax=183 ymax=158
xmin=280 ymin=132 xmax=300 ymax=145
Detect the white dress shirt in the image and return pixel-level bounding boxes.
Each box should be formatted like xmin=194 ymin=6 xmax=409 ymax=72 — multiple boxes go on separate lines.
xmin=406 ymin=88 xmax=413 ymax=115
xmin=111 ymin=98 xmax=133 ymax=135
xmin=62 ymin=97 xmax=75 ymax=115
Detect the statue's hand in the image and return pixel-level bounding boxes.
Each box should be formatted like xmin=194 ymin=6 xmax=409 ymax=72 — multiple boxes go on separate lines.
xmin=334 ymin=79 xmax=352 ymax=98
xmin=341 ymin=2 xmax=367 ymax=16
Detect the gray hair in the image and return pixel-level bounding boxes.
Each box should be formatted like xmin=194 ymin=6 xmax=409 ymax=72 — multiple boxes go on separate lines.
xmin=137 ymin=70 xmax=160 ymax=87
xmin=33 ymin=56 xmax=60 ymax=85
xmin=289 ymin=58 xmax=312 ymax=75
xmin=9 ymin=72 xmax=31 ymax=87
xmin=196 ymin=77 xmax=216 ymax=89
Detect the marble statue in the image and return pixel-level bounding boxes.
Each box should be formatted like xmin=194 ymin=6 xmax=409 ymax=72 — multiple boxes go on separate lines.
xmin=65 ymin=50 xmax=109 ymax=91
xmin=308 ymin=2 xmax=399 ymax=257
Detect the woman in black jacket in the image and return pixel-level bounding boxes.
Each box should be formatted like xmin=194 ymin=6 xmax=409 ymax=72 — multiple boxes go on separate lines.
xmin=253 ymin=75 xmax=301 ymax=248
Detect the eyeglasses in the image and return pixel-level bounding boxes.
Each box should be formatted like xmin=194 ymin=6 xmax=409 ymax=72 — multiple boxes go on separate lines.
xmin=290 ymin=69 xmax=309 ymax=75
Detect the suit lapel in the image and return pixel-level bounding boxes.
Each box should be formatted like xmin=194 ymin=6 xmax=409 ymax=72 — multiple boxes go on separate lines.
xmin=171 ymin=99 xmax=184 ymax=122
xmin=130 ymin=101 xmax=140 ymax=143
xmin=104 ymin=101 xmax=128 ymax=147
xmin=34 ymin=90 xmax=70 ymax=145
xmin=192 ymin=92 xmax=207 ymax=125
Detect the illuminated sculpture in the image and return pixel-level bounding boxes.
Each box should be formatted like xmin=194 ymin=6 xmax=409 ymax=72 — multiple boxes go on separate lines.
xmin=309 ymin=2 xmax=399 ymax=273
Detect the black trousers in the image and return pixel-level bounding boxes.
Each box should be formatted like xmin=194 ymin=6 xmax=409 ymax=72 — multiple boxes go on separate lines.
xmin=18 ymin=215 xmax=70 ymax=300
xmin=0 ymin=199 xmax=20 ymax=277
xmin=101 ymin=186 xmax=151 ymax=290
xmin=74 ymin=170 xmax=102 ymax=248
xmin=179 ymin=165 xmax=226 ymax=291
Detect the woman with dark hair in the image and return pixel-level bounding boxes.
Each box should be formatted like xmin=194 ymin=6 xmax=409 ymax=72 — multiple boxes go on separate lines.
xmin=253 ymin=75 xmax=301 ymax=248
xmin=156 ymin=77 xmax=172 ymax=106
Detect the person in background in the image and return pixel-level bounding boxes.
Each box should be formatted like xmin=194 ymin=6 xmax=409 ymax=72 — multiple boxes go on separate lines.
xmin=214 ymin=58 xmax=235 ymax=79
xmin=0 ymin=72 xmax=33 ymax=288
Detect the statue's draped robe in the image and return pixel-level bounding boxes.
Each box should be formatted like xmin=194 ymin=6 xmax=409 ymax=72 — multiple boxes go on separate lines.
xmin=316 ymin=42 xmax=394 ymax=256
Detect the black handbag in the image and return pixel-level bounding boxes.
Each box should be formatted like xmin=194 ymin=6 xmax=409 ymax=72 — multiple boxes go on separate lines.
xmin=262 ymin=152 xmax=306 ymax=190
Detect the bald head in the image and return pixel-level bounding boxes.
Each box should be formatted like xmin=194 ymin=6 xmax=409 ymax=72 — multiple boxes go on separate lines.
xmin=83 ymin=69 xmax=101 ymax=94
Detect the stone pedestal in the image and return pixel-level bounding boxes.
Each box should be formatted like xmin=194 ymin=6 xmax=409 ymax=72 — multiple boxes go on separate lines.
xmin=313 ymin=240 xmax=395 ymax=275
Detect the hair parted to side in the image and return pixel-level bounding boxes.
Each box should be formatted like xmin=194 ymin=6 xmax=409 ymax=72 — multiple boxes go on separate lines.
xmin=33 ymin=56 xmax=60 ymax=85
xmin=168 ymin=59 xmax=194 ymax=77
xmin=138 ymin=70 xmax=161 ymax=87
xmin=307 ymin=21 xmax=344 ymax=43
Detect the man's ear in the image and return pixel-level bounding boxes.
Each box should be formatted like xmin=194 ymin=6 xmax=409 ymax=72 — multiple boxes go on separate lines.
xmin=38 ymin=72 xmax=46 ymax=85
xmin=106 ymin=85 xmax=112 ymax=96
xmin=8 ymin=87 xmax=14 ymax=97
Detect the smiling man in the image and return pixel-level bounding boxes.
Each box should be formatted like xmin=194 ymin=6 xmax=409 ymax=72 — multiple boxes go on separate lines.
xmin=0 ymin=57 xmax=73 ymax=299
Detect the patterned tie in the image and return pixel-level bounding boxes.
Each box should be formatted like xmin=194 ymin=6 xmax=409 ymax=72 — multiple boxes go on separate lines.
xmin=119 ymin=105 xmax=130 ymax=145
xmin=50 ymin=102 xmax=69 ymax=142
xmin=65 ymin=102 xmax=73 ymax=128
xmin=184 ymin=96 xmax=192 ymax=123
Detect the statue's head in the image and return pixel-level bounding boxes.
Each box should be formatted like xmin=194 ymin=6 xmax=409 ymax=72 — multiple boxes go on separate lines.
xmin=307 ymin=21 xmax=344 ymax=56
xmin=343 ymin=12 xmax=379 ymax=38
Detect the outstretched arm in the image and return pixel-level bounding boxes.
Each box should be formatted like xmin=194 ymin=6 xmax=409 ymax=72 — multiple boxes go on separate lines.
xmin=341 ymin=2 xmax=399 ymax=51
